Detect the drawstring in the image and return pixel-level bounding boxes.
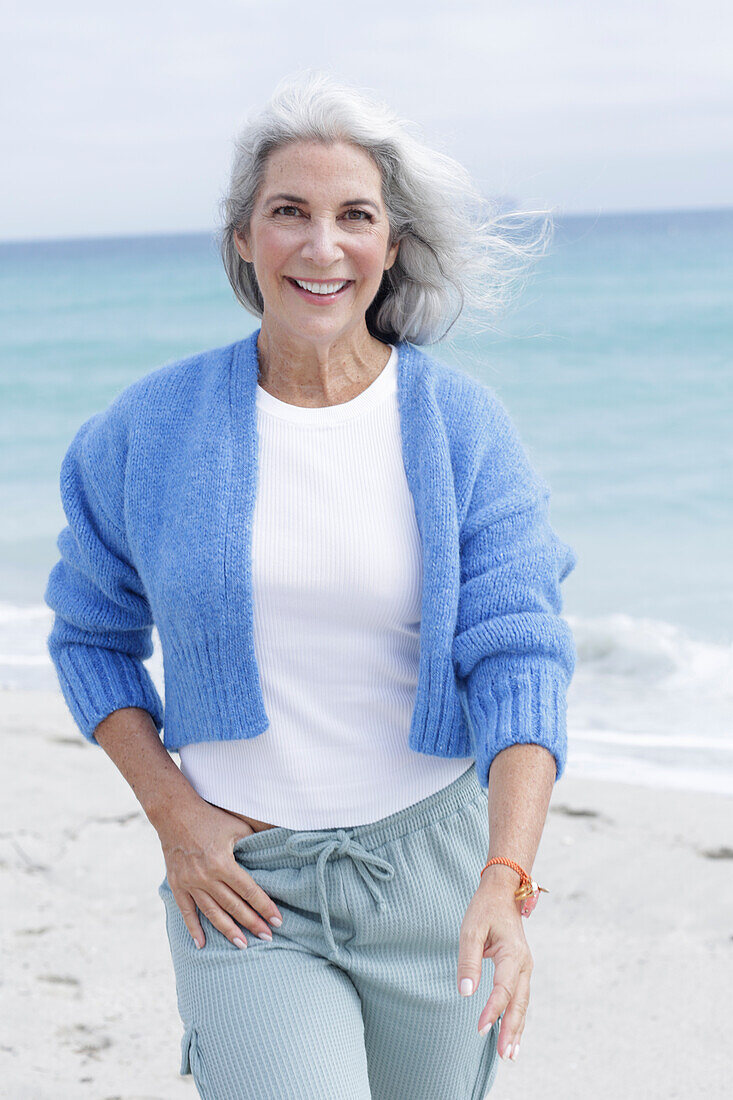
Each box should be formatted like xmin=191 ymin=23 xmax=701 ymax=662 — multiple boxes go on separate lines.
xmin=284 ymin=828 xmax=395 ymax=958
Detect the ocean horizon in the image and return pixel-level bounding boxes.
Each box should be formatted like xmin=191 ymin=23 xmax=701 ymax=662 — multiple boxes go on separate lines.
xmin=2 ymin=206 xmax=731 ymax=794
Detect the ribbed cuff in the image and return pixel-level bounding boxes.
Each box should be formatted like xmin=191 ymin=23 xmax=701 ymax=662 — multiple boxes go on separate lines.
xmin=51 ymin=643 xmax=165 ymax=744
xmin=464 ymin=656 xmax=569 ymax=789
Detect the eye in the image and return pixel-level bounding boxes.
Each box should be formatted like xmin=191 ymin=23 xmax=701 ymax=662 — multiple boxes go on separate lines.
xmin=344 ymin=209 xmax=373 ymax=222
xmin=272 ymin=205 xmax=302 ymax=217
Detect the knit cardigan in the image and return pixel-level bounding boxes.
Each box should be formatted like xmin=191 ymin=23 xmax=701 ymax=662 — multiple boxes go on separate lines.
xmin=44 ymin=328 xmax=578 ymax=790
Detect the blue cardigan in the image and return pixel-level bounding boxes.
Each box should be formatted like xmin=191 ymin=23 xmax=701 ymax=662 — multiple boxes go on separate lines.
xmin=44 ymin=329 xmax=577 ymax=790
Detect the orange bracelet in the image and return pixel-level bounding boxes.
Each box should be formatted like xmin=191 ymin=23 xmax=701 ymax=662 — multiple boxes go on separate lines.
xmin=479 ymin=856 xmax=548 ymax=917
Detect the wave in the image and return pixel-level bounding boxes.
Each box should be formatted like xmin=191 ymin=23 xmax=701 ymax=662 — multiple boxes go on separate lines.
xmin=3 ymin=602 xmax=730 ymax=794
xmin=569 ymin=611 xmax=733 ymax=689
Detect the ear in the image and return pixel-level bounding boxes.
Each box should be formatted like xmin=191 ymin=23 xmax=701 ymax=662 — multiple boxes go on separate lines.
xmin=384 ymin=237 xmax=400 ymax=272
xmin=234 ymin=229 xmax=253 ymax=263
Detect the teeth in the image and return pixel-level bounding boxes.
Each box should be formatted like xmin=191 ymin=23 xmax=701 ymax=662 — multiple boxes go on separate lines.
xmin=293 ymin=279 xmax=348 ymax=295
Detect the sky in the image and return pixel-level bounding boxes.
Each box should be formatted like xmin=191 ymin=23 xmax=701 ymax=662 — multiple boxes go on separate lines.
xmin=2 ymin=0 xmax=731 ymax=242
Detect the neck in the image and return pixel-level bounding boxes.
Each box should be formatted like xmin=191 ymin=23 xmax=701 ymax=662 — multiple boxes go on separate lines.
xmin=255 ymin=320 xmax=392 ymax=408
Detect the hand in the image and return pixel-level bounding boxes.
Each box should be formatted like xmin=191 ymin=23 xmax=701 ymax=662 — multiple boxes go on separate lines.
xmin=154 ymin=792 xmax=284 ymax=950
xmin=456 ymin=864 xmax=533 ymax=1062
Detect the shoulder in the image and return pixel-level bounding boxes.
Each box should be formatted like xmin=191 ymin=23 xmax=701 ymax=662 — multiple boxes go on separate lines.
xmin=398 ymin=340 xmax=513 ymax=439
xmin=75 ymin=337 xmax=241 ymax=449
xmin=398 ymin=342 xmax=547 ymax=511
xmin=105 ymin=337 xmax=240 ymax=425
xmin=62 ymin=338 xmax=241 ymax=491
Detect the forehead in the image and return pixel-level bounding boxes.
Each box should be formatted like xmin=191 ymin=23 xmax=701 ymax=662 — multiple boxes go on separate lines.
xmin=259 ymin=140 xmax=384 ymax=201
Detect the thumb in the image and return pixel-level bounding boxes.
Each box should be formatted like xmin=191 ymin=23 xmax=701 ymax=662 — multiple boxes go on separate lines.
xmin=456 ymin=919 xmax=485 ymax=998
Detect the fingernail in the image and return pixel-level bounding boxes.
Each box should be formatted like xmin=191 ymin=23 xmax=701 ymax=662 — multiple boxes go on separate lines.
xmin=460 ymin=978 xmax=473 ymax=996
xmin=270 ymin=916 xmax=283 ymax=927
xmin=511 ymin=1044 xmax=520 ymax=1061
xmin=479 ymin=1020 xmax=493 ymax=1037
xmin=193 ymin=937 xmax=203 ymax=949
xmin=501 ymin=1044 xmax=513 ymax=1061
xmin=257 ymin=930 xmax=273 ymax=941
xmin=233 ymin=937 xmax=247 ymax=949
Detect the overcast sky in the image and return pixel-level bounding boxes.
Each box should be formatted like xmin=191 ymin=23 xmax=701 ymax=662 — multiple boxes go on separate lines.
xmin=2 ymin=0 xmax=731 ymax=241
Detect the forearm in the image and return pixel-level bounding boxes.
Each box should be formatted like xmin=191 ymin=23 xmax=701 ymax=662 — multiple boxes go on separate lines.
xmin=93 ymin=706 xmax=200 ymax=831
xmin=480 ymin=743 xmax=556 ymax=891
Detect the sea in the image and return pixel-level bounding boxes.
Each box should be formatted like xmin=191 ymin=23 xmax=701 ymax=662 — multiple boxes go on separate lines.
xmin=1 ymin=207 xmax=731 ymax=795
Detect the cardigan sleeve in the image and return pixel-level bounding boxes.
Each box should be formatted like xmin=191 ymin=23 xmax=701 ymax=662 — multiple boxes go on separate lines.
xmin=452 ymin=393 xmax=577 ymax=788
xmin=44 ymin=410 xmax=165 ymax=745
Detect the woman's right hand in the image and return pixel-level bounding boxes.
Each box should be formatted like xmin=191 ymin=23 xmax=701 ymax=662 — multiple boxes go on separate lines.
xmin=155 ymin=792 xmax=284 ymax=950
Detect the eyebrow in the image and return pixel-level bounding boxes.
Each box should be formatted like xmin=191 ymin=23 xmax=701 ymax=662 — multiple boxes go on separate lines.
xmin=264 ymin=193 xmax=381 ymax=211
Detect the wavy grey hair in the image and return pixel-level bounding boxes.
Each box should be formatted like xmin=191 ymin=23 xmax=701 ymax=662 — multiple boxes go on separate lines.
xmin=218 ymin=70 xmax=554 ymax=346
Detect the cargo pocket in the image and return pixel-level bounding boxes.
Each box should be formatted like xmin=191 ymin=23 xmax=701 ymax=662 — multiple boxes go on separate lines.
xmin=180 ymin=1021 xmax=211 ymax=1096
xmin=180 ymin=1021 xmax=196 ymax=1075
xmin=471 ymin=1017 xmax=500 ymax=1099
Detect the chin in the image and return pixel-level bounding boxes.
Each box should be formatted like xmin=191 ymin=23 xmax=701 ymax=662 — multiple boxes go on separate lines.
xmin=289 ymin=315 xmax=360 ymax=342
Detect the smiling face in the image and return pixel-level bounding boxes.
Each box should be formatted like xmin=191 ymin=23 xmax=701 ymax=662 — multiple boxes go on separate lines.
xmin=233 ymin=140 xmax=399 ymax=351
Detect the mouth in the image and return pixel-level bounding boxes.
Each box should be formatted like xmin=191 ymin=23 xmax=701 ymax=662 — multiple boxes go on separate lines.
xmin=286 ymin=277 xmax=353 ymax=302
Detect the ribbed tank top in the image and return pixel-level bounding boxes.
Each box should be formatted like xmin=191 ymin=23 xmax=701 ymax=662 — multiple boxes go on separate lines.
xmin=178 ymin=345 xmax=473 ymax=828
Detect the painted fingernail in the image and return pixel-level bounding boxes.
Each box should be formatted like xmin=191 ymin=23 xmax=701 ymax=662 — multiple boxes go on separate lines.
xmin=270 ymin=916 xmax=283 ymax=927
xmin=193 ymin=937 xmax=203 ymax=949
xmin=460 ymin=979 xmax=473 ymax=996
xmin=501 ymin=1043 xmax=513 ymax=1060
xmin=479 ymin=1020 xmax=493 ymax=1037
xmin=233 ymin=937 xmax=247 ymax=949
xmin=257 ymin=930 xmax=273 ymax=941
xmin=511 ymin=1044 xmax=520 ymax=1061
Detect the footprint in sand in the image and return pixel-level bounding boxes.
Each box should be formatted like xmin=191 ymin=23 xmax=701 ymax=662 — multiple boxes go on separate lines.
xmin=56 ymin=1022 xmax=114 ymax=1061
xmin=37 ymin=973 xmax=81 ymax=987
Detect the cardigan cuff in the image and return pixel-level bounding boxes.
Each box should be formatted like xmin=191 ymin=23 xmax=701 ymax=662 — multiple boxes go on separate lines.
xmin=463 ymin=655 xmax=569 ymax=789
xmin=50 ymin=642 xmax=165 ymax=745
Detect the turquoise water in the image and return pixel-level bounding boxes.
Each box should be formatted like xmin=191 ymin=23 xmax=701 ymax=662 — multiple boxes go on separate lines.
xmin=2 ymin=208 xmax=731 ymax=792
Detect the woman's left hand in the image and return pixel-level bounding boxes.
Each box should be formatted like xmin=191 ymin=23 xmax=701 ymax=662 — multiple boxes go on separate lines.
xmin=456 ymin=865 xmax=534 ymax=1062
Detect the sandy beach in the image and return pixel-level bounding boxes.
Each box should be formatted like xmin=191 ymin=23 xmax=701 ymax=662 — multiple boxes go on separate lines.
xmin=3 ymin=686 xmax=731 ymax=1099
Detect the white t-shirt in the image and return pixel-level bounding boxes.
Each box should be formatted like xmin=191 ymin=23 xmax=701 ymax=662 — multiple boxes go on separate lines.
xmin=178 ymin=345 xmax=472 ymax=828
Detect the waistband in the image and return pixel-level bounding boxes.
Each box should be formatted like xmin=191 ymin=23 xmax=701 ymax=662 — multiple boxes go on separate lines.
xmin=232 ymin=762 xmax=481 ymax=862
xmin=232 ymin=762 xmax=481 ymax=960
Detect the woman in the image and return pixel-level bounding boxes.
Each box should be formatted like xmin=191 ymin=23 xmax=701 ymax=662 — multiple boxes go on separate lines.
xmin=45 ymin=70 xmax=577 ymax=1099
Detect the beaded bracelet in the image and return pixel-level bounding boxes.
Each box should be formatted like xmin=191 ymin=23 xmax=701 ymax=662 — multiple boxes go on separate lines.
xmin=479 ymin=856 xmax=548 ymax=917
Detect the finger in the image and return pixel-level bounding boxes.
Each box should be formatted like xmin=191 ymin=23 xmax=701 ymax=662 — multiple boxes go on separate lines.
xmin=214 ymin=879 xmax=277 ymax=941
xmin=478 ymin=955 xmax=520 ymax=1035
xmin=497 ymin=964 xmax=531 ymax=1061
xmin=172 ymin=888 xmax=207 ymax=949
xmin=191 ymin=888 xmax=252 ymax=949
xmin=228 ymin=863 xmax=283 ymax=928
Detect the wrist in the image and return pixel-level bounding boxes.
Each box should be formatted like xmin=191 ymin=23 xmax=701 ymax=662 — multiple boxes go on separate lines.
xmin=144 ymin=767 xmax=202 ymax=833
xmin=479 ymin=857 xmax=548 ymax=918
xmin=479 ymin=863 xmax=525 ymax=889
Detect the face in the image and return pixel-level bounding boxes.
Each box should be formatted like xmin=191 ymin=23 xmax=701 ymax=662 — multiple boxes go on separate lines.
xmin=234 ymin=140 xmax=399 ymax=349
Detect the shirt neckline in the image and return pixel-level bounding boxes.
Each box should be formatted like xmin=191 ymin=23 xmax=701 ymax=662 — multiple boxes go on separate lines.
xmin=255 ymin=345 xmax=397 ymax=425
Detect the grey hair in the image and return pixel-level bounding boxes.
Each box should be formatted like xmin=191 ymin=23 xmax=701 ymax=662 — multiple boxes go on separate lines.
xmin=218 ymin=69 xmax=554 ymax=346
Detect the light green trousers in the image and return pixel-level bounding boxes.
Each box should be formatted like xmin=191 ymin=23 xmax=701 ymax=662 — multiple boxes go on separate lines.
xmin=159 ymin=763 xmax=501 ymax=1099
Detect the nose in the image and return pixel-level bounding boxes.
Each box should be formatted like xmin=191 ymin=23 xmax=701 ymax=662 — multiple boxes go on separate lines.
xmin=299 ymin=218 xmax=344 ymax=267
